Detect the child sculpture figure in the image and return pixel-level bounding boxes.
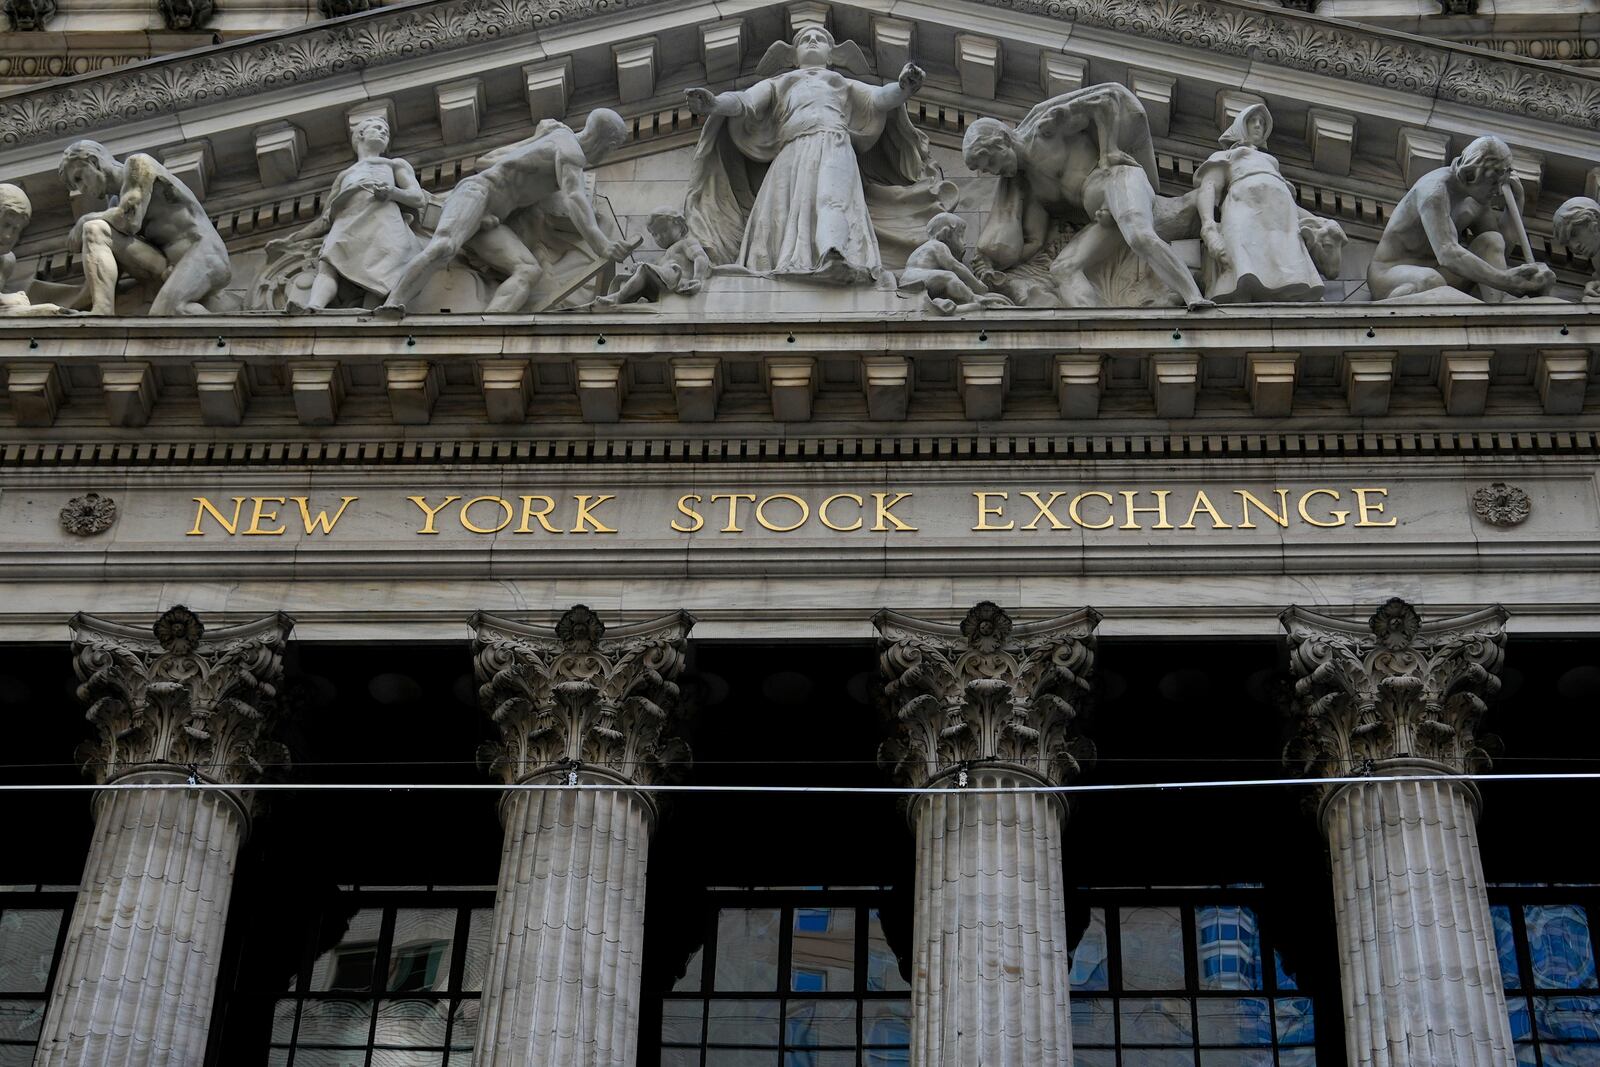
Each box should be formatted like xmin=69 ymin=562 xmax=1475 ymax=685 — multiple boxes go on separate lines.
xmin=0 ymin=184 xmax=70 ymax=316
xmin=898 ymin=213 xmax=1013 ymax=314
xmin=597 ymin=208 xmax=711 ymax=306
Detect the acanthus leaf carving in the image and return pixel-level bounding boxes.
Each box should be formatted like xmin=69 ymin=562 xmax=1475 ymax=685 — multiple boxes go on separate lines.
xmin=472 ymin=605 xmax=694 ymax=787
xmin=876 ymin=602 xmax=1099 ymax=789
xmin=1281 ymin=598 xmax=1508 ymax=779
xmin=69 ymin=606 xmax=294 ymax=785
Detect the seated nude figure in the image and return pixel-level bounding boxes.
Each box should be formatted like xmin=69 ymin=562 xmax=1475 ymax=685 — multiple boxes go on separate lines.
xmin=597 ymin=207 xmax=710 ymax=306
xmin=380 ymin=109 xmax=634 ymax=317
xmin=898 ymin=213 xmax=1012 ymax=314
xmin=1367 ymin=135 xmax=1555 ymax=303
xmin=58 ymin=140 xmax=232 ymax=315
xmin=962 ymin=83 xmax=1207 ymax=309
xmin=0 ymin=184 xmax=72 ymax=316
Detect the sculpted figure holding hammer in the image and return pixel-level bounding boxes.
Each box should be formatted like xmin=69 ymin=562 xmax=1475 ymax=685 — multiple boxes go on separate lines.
xmin=1367 ymin=135 xmax=1555 ymax=303
xmin=58 ymin=140 xmax=232 ymax=315
xmin=379 ymin=109 xmax=634 ymax=317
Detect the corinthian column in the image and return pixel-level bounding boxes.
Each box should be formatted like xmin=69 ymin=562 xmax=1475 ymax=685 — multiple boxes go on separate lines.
xmin=470 ymin=605 xmax=693 ymax=1067
xmin=877 ymin=602 xmax=1099 ymax=1067
xmin=37 ymin=606 xmax=292 ymax=1067
xmin=1283 ymin=598 xmax=1513 ymax=1067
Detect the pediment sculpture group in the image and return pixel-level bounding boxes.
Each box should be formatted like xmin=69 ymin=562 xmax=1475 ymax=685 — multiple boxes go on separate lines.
xmin=3 ymin=27 xmax=1598 ymax=319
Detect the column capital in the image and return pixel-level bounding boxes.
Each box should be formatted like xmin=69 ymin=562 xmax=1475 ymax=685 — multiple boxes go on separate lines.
xmin=876 ymin=602 xmax=1099 ymax=789
xmin=69 ymin=606 xmax=293 ymax=785
xmin=1282 ymin=598 xmax=1508 ymax=778
xmin=471 ymin=605 xmax=694 ymax=787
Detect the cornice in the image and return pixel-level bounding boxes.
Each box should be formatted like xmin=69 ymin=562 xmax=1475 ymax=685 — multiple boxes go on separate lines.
xmin=2 ymin=0 xmax=1599 ymax=150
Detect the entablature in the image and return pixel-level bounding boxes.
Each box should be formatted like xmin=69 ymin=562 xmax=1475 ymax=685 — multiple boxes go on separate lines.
xmin=1 ymin=304 xmax=1595 ymax=441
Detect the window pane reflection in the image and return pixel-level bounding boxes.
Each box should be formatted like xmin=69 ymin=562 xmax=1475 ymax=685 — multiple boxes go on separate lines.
xmin=1196 ymin=998 xmax=1270 ymax=1045
xmin=1534 ymin=996 xmax=1600 ymax=1042
xmin=388 ymin=909 xmax=455 ymax=992
xmin=716 ymin=910 xmax=781 ymax=992
xmin=866 ymin=911 xmax=907 ymax=993
xmin=311 ymin=909 xmax=384 ymax=992
xmin=1195 ymin=907 xmax=1261 ymax=991
xmin=374 ymin=998 xmax=449 ymax=1046
xmin=1121 ymin=907 xmax=1185 ymax=990
xmin=0 ymin=999 xmax=43 ymax=1043
xmin=791 ymin=909 xmax=854 ymax=993
xmin=1526 ymin=906 xmax=1598 ymax=990
xmin=708 ymin=999 xmax=781 ymax=1046
xmin=863 ymin=1000 xmax=909 ymax=1047
xmin=675 ymin=947 xmax=706 ymax=993
xmin=459 ymin=909 xmax=492 ymax=994
xmin=0 ymin=911 xmax=61 ymax=994
xmin=1120 ymin=997 xmax=1194 ymax=1044
xmin=1493 ymin=907 xmax=1521 ymax=990
xmin=1072 ymin=910 xmax=1110 ymax=992
xmin=785 ymin=1000 xmax=855 ymax=1047
xmin=1071 ymin=996 xmax=1114 ymax=1045
xmin=296 ymin=998 xmax=373 ymax=1045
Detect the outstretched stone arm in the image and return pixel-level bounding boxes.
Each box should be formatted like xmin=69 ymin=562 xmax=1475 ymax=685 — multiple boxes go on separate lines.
xmin=383 ymin=160 xmax=429 ymax=212
xmin=552 ymin=150 xmax=629 ymax=262
xmin=869 ymin=63 xmax=925 ymax=111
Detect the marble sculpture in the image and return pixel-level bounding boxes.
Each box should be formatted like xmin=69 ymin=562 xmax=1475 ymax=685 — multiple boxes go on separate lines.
xmin=598 ymin=208 xmax=711 ymax=306
xmin=378 ymin=108 xmax=636 ymax=317
xmin=683 ymin=26 xmax=952 ymax=285
xmin=898 ymin=212 xmax=1013 ymax=314
xmin=269 ymin=116 xmax=430 ymax=312
xmin=1367 ymin=135 xmax=1556 ymax=303
xmin=0 ymin=184 xmax=71 ymax=316
xmin=1553 ymin=197 xmax=1600 ymax=302
xmin=57 ymin=140 xmax=232 ymax=315
xmin=15 ymin=33 xmax=1597 ymax=318
xmin=1194 ymin=103 xmax=1345 ymax=303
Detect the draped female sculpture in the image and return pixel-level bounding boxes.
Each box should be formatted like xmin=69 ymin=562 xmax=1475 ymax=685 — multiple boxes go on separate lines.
xmin=683 ymin=26 xmax=953 ymax=286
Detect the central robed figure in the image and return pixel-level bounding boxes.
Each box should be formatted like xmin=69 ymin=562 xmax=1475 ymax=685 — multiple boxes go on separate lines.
xmin=683 ymin=26 xmax=955 ymax=285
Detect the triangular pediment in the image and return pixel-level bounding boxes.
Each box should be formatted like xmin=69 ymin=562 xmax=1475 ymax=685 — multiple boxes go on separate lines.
xmin=2 ymin=0 xmax=1597 ymax=305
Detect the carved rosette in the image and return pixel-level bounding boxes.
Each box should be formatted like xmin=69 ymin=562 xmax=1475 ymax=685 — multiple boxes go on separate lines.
xmin=876 ymin=602 xmax=1099 ymax=790
xmin=59 ymin=492 xmax=117 ymax=536
xmin=69 ymin=606 xmax=294 ymax=785
xmin=1282 ymin=598 xmax=1508 ymax=779
xmin=472 ymin=606 xmax=694 ymax=788
xmin=1472 ymin=482 xmax=1531 ymax=527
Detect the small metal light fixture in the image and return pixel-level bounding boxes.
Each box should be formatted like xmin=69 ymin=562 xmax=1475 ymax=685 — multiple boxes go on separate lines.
xmin=786 ymin=332 xmax=796 ymax=344
xmin=215 ymin=336 xmax=227 ymax=348
xmin=1365 ymin=325 xmax=1376 ymax=339
xmin=405 ymin=335 xmax=417 ymax=347
xmin=1560 ymin=324 xmax=1571 ymax=336
xmin=596 ymin=334 xmax=607 ymax=346
xmin=27 ymin=338 xmax=37 ymax=350
xmin=978 ymin=329 xmax=989 ymax=343
xmin=1171 ymin=328 xmax=1182 ymax=341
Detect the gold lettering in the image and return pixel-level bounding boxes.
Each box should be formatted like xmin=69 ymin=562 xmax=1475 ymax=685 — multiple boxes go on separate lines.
xmin=515 ymin=495 xmax=563 ymax=534
xmin=756 ymin=494 xmax=810 ymax=532
xmin=1020 ymin=491 xmax=1069 ymax=531
xmin=571 ymin=494 xmax=617 ymax=534
xmin=1179 ymin=490 xmax=1233 ymax=530
xmin=871 ymin=492 xmax=917 ymax=532
xmin=244 ymin=496 xmax=287 ymax=536
xmin=187 ymin=496 xmax=246 ymax=536
xmin=1297 ymin=489 xmax=1349 ymax=528
xmin=294 ymin=496 xmax=357 ymax=535
xmin=1119 ymin=490 xmax=1174 ymax=530
xmin=460 ymin=496 xmax=514 ymax=534
xmin=671 ymin=495 xmax=705 ymax=533
xmin=973 ymin=491 xmax=1013 ymax=531
xmin=1068 ymin=491 xmax=1115 ymax=530
xmin=710 ymin=493 xmax=756 ymax=533
xmin=818 ymin=494 xmax=863 ymax=532
xmin=1353 ymin=487 xmax=1397 ymax=528
xmin=1234 ymin=489 xmax=1290 ymax=529
xmin=408 ymin=495 xmax=462 ymax=535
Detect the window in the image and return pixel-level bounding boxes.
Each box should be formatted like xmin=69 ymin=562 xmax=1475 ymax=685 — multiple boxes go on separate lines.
xmin=0 ymin=885 xmax=73 ymax=1067
xmin=657 ymin=891 xmax=910 ymax=1067
xmin=1071 ymin=894 xmax=1317 ymax=1067
xmin=1490 ymin=886 xmax=1600 ymax=1067
xmin=268 ymin=890 xmax=495 ymax=1067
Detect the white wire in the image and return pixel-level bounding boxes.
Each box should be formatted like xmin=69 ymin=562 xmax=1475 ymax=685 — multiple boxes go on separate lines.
xmin=0 ymin=771 xmax=1595 ymax=795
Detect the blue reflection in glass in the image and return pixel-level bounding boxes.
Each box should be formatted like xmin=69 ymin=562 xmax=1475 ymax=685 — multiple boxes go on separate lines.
xmin=1493 ymin=906 xmax=1521 ymax=990
xmin=1071 ymin=910 xmax=1110 ymax=992
xmin=1508 ymin=997 xmax=1533 ymax=1041
xmin=1526 ymin=906 xmax=1598 ymax=991
xmin=1274 ymin=997 xmax=1315 ymax=1046
xmin=1195 ymin=907 xmax=1261 ymax=991
xmin=1535 ymin=997 xmax=1600 ymax=1042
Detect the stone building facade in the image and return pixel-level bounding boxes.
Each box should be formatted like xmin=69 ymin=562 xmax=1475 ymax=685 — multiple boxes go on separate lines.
xmin=0 ymin=1 xmax=1598 ymax=1067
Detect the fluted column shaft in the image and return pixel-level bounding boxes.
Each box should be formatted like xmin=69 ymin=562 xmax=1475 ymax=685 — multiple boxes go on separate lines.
xmin=909 ymin=768 xmax=1072 ymax=1067
xmin=1323 ymin=764 xmax=1513 ymax=1067
xmin=34 ymin=773 xmax=248 ymax=1067
xmin=474 ymin=777 xmax=653 ymax=1067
